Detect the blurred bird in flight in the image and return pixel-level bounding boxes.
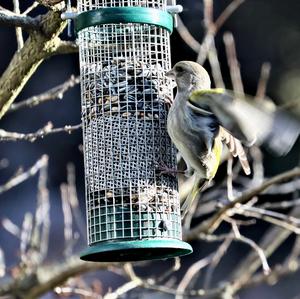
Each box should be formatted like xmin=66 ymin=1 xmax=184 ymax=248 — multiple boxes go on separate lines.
xmin=166 ymin=61 xmax=300 ymax=216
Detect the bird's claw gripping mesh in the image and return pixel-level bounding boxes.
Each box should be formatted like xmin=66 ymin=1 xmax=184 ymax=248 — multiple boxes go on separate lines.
xmin=78 ymin=0 xmax=192 ymax=261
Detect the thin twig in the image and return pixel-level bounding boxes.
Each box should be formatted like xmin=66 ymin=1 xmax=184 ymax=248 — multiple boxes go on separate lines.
xmin=35 ymin=157 xmax=50 ymax=262
xmin=230 ymin=206 xmax=300 ymax=293
xmin=20 ymin=213 xmax=33 ymax=265
xmin=176 ymin=0 xmax=245 ymax=56
xmin=214 ymin=0 xmax=245 ymax=32
xmin=231 ymin=221 xmax=271 ymax=275
xmin=55 ymin=286 xmax=100 ymax=298
xmin=197 ymin=0 xmax=245 ymax=64
xmin=13 ymin=0 xmax=23 ymax=49
xmin=103 ymin=280 xmax=142 ymax=299
xmin=227 ymin=157 xmax=234 ymax=200
xmin=176 ymin=16 xmax=200 ymax=53
xmin=203 ymin=234 xmax=234 ymax=289
xmin=22 ymin=2 xmax=39 ymax=15
xmin=255 ymin=62 xmax=271 ymax=100
xmin=102 ymin=264 xmax=142 ymax=299
xmin=9 ymin=75 xmax=80 ymax=112
xmin=243 ymin=205 xmax=300 ymax=226
xmin=0 ymin=122 xmax=82 ymax=142
xmin=0 ymin=248 xmax=4 ymax=278
xmin=196 ymin=0 xmax=214 ymax=65
xmin=66 ymin=163 xmax=86 ymax=239
xmin=197 ymin=29 xmax=215 ymax=65
xmin=61 ymin=183 xmax=73 ymax=258
xmin=1 ymin=218 xmax=20 ymax=237
xmin=259 ymin=198 xmax=300 ymax=210
xmin=263 ymin=179 xmax=300 ymax=195
xmin=223 ymin=32 xmax=244 ymax=94
xmin=0 ymin=155 xmax=48 ymax=195
xmin=285 ymin=235 xmax=300 ymax=268
xmin=208 ymin=39 xmax=225 ymax=88
xmin=203 ymin=0 xmax=214 ymax=29
xmin=234 ymin=207 xmax=300 ymax=234
xmin=175 ymin=254 xmax=214 ymax=299
xmin=250 ymin=146 xmax=264 ymax=186
xmin=157 ymin=257 xmax=181 ymax=283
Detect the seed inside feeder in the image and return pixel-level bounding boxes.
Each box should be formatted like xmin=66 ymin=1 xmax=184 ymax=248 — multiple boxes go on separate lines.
xmin=82 ymin=60 xmax=172 ymax=122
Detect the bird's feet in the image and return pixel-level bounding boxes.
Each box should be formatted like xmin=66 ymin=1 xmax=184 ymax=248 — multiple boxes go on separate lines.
xmin=155 ymin=161 xmax=184 ymax=177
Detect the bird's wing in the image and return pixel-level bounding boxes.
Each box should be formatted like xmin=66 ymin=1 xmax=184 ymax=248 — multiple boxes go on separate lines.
xmin=188 ymin=89 xmax=253 ymax=143
xmin=189 ymin=89 xmax=300 ymax=156
xmin=218 ymin=126 xmax=251 ymax=175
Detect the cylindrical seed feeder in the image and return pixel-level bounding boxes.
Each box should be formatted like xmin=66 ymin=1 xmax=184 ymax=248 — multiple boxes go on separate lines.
xmin=75 ymin=0 xmax=192 ymax=262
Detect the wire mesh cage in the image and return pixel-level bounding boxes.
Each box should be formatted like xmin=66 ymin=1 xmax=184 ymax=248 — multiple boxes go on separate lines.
xmin=76 ymin=0 xmax=192 ymax=261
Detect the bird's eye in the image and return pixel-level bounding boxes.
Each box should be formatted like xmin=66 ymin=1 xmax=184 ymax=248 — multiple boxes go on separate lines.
xmin=175 ymin=66 xmax=184 ymax=73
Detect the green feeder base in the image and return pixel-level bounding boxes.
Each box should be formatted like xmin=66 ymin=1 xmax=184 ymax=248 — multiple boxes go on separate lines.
xmin=80 ymin=238 xmax=193 ymax=262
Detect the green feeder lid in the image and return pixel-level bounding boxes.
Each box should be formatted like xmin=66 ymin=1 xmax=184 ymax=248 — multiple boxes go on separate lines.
xmin=80 ymin=238 xmax=193 ymax=262
xmin=75 ymin=7 xmax=174 ymax=33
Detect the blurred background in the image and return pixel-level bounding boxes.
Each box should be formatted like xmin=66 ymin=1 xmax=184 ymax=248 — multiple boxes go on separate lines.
xmin=0 ymin=0 xmax=300 ymax=298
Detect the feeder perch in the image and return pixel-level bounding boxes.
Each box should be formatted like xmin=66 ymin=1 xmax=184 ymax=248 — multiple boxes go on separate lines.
xmin=74 ymin=0 xmax=192 ymax=262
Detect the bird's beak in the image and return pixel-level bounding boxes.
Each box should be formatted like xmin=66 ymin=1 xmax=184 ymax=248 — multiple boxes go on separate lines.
xmin=165 ymin=69 xmax=175 ymax=79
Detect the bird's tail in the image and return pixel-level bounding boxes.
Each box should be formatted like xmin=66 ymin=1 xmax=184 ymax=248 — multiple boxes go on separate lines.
xmin=181 ymin=175 xmax=208 ymax=218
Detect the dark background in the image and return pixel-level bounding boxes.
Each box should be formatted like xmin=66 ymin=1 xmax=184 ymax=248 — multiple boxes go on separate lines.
xmin=0 ymin=1 xmax=300 ymax=298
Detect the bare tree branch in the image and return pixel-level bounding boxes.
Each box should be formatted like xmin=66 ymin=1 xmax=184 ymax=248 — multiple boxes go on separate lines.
xmin=231 ymin=221 xmax=270 ymax=275
xmin=0 ymin=258 xmax=118 ymax=298
xmin=0 ymin=12 xmax=40 ymax=30
xmin=55 ymin=40 xmax=79 ymax=55
xmin=185 ymin=167 xmax=300 ymax=240
xmin=9 ymin=75 xmax=80 ymax=112
xmin=197 ymin=0 xmax=245 ymax=64
xmin=0 ymin=10 xmax=67 ymax=119
xmin=176 ymin=16 xmax=200 ymax=53
xmin=0 ymin=155 xmax=48 ymax=195
xmin=0 ymin=122 xmax=82 ymax=142
xmin=229 ymin=206 xmax=300 ymax=294
xmin=214 ymin=0 xmax=245 ymax=32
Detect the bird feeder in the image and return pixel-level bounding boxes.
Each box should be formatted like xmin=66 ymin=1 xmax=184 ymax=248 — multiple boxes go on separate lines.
xmin=73 ymin=0 xmax=192 ymax=262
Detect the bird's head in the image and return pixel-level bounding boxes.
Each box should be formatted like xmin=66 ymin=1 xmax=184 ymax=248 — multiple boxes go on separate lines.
xmin=166 ymin=61 xmax=211 ymax=93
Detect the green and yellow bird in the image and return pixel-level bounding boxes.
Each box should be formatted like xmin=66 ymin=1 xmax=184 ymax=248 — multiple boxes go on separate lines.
xmin=166 ymin=61 xmax=300 ymax=215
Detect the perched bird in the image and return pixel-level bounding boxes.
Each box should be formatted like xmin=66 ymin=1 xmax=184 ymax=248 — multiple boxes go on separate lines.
xmin=166 ymin=61 xmax=300 ymax=216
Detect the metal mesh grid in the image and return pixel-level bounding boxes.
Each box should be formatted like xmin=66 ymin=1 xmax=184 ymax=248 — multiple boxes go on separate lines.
xmin=78 ymin=0 xmax=167 ymax=11
xmin=78 ymin=0 xmax=181 ymax=246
